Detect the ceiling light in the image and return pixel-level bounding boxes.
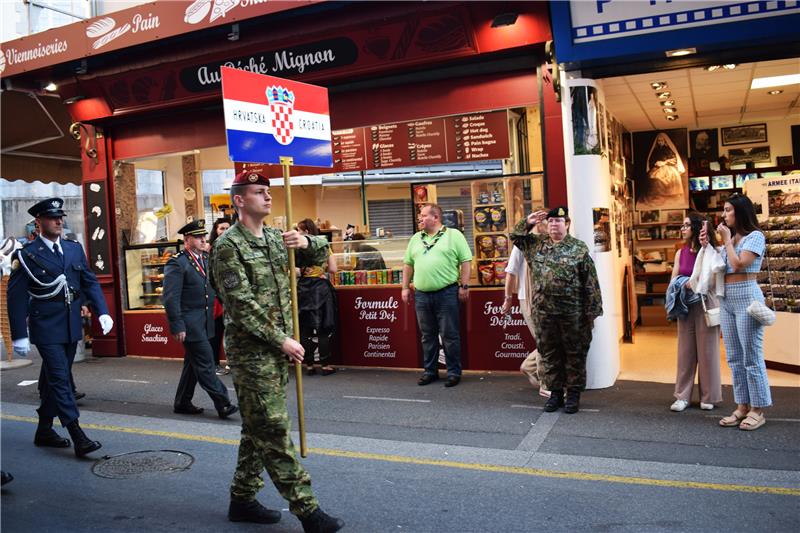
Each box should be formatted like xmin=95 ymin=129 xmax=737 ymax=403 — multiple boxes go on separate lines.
xmin=43 ymin=82 xmax=58 ymax=92
xmin=751 ymin=73 xmax=800 ymax=89
xmin=491 ymin=12 xmax=518 ymax=28
xmin=657 ymin=91 xmax=672 ymax=99
xmin=705 ymin=64 xmax=737 ymax=72
xmin=659 ymin=100 xmax=676 ymax=107
xmin=666 ymin=115 xmax=679 ymax=121
xmin=767 ymin=89 xmax=784 ymax=95
xmin=62 ymin=95 xmax=86 ymax=104
xmin=662 ymin=107 xmax=677 ymax=114
xmin=665 ymin=48 xmax=696 ymax=57
xmin=651 ymin=82 xmax=668 ymax=90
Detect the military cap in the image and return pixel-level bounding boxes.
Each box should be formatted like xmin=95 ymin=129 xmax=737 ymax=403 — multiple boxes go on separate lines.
xmin=546 ymin=206 xmax=569 ymax=219
xmin=28 ymin=197 xmax=66 ymax=218
xmin=232 ymin=171 xmax=270 ymax=187
xmin=177 ymin=219 xmax=208 ymax=236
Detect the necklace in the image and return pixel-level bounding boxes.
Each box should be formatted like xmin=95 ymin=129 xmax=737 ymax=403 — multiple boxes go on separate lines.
xmin=421 ymin=227 xmax=446 ymax=254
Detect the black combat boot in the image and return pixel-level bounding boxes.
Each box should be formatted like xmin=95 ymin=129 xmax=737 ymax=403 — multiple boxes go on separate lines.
xmin=564 ymin=389 xmax=581 ymax=414
xmin=300 ymin=508 xmax=344 ymax=533
xmin=65 ymin=420 xmax=102 ymax=458
xmin=228 ymin=497 xmax=281 ymax=524
xmin=34 ymin=417 xmax=71 ymax=448
xmin=543 ymin=389 xmax=564 ymax=412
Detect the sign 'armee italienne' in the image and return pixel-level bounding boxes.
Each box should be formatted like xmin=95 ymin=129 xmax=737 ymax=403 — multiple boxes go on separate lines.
xmin=221 ymin=66 xmax=332 ymax=167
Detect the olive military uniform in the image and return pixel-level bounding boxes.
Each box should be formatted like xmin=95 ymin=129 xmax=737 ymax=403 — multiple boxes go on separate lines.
xmin=510 ymin=218 xmax=602 ymax=391
xmin=210 ymin=221 xmax=329 ymax=517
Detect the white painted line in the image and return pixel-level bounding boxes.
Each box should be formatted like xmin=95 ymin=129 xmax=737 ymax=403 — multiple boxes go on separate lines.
xmin=704 ymin=415 xmax=800 ymax=423
xmin=17 ymin=380 xmax=38 ymax=387
xmin=343 ymin=395 xmax=431 ymax=403
xmin=511 ymin=404 xmax=600 ymax=413
xmin=111 ymin=379 xmax=150 ymax=384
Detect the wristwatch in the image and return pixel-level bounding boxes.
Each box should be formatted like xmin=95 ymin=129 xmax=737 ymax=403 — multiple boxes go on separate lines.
xmin=459 ymin=284 xmax=469 ymax=290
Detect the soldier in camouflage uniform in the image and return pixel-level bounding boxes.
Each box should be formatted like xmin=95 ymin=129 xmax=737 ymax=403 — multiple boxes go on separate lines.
xmin=511 ymin=206 xmax=602 ymax=414
xmin=209 ymin=171 xmax=343 ymax=533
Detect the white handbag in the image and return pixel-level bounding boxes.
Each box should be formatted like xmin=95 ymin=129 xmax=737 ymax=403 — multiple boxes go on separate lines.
xmin=700 ymin=295 xmax=720 ymax=328
xmin=746 ymin=247 xmax=776 ymax=327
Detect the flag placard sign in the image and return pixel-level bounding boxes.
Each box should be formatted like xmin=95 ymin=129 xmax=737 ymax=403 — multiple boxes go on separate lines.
xmin=221 ymin=66 xmax=333 ymax=167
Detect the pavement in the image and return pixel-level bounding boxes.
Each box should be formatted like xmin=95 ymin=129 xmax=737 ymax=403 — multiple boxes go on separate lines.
xmin=2 ymin=353 xmax=799 ymax=532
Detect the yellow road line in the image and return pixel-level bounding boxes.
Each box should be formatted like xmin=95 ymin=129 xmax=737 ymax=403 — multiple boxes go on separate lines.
xmin=3 ymin=413 xmax=799 ymax=496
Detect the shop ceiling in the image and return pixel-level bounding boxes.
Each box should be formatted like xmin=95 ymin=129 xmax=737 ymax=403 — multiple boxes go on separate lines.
xmin=600 ymin=57 xmax=800 ymax=132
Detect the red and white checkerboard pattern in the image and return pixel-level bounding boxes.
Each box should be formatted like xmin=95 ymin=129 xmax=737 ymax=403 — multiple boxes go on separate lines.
xmin=270 ymin=103 xmax=294 ymax=145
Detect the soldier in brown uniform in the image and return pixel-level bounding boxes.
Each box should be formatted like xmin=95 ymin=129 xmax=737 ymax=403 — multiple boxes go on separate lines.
xmin=511 ymin=207 xmax=602 ymax=414
xmin=210 ymin=171 xmax=343 ymax=533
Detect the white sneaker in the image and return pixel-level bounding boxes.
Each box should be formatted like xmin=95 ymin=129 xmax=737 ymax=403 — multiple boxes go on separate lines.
xmin=700 ymin=402 xmax=714 ymax=410
xmin=670 ymin=399 xmax=689 ymax=412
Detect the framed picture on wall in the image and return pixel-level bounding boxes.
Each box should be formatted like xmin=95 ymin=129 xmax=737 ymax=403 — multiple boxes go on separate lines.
xmin=776 ymin=155 xmax=793 ymax=167
xmin=663 ymin=209 xmax=684 ymax=224
xmin=728 ymin=145 xmax=771 ymax=165
xmin=689 ymin=129 xmax=719 ymax=173
xmin=638 ymin=209 xmax=661 ymax=224
xmin=635 ymin=228 xmax=653 ymax=241
xmin=721 ymin=123 xmax=767 ymax=146
xmin=663 ymin=226 xmax=682 ymax=240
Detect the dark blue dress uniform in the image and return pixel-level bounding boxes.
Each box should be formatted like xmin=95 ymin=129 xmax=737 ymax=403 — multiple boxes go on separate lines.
xmin=7 ymin=198 xmax=107 ymax=456
xmin=163 ymin=219 xmax=235 ymax=417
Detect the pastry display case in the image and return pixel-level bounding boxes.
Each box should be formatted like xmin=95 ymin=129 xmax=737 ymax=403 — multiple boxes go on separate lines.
xmin=123 ymin=242 xmax=181 ymax=309
xmin=760 ymin=216 xmax=800 ymax=313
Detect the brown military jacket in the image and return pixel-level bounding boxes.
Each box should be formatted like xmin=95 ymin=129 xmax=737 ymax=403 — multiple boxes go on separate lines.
xmin=510 ymin=218 xmax=603 ymax=319
xmin=209 ymin=222 xmax=329 ymax=356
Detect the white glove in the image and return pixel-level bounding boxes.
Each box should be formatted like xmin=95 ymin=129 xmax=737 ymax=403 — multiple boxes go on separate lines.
xmin=99 ymin=314 xmax=114 ymax=335
xmin=13 ymin=338 xmax=30 ymax=356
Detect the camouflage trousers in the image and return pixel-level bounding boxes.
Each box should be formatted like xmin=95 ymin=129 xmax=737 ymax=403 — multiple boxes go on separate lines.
xmin=228 ymin=350 xmax=319 ymax=517
xmin=532 ymin=312 xmax=592 ymax=391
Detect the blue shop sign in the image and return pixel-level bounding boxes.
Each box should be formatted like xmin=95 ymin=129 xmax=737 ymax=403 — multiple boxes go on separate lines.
xmin=551 ymin=1 xmax=800 ymax=66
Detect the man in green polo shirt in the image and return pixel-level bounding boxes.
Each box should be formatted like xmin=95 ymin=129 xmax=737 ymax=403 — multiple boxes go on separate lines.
xmin=402 ymin=203 xmax=472 ymax=387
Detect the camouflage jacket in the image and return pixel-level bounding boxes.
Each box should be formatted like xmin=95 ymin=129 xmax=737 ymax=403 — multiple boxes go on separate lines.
xmin=209 ymin=222 xmax=329 ymax=356
xmin=511 ymin=218 xmax=603 ymax=319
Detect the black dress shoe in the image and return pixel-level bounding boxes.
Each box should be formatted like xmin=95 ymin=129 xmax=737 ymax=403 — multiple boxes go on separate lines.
xmin=564 ymin=389 xmax=581 ymax=414
xmin=218 ymin=404 xmax=239 ymax=419
xmin=228 ymin=498 xmax=281 ymax=524
xmin=417 ymin=374 xmax=439 ymax=386
xmin=173 ymin=404 xmax=204 ymax=415
xmin=34 ymin=427 xmax=72 ymax=448
xmin=300 ymin=508 xmax=344 ymax=533
xmin=74 ymin=392 xmax=86 ymax=401
xmin=444 ymin=376 xmax=461 ymax=388
xmin=543 ymin=389 xmax=565 ymax=412
xmin=321 ymin=367 xmax=337 ymax=376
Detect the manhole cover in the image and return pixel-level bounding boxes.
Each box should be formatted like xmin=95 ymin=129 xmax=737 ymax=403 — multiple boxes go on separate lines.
xmin=92 ymin=450 xmax=194 ymax=479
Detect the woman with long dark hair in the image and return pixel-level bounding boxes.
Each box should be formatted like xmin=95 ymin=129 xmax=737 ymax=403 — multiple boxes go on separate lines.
xmin=296 ymin=218 xmax=338 ymax=375
xmin=209 ymin=217 xmax=231 ymax=375
xmin=703 ymin=194 xmax=771 ymax=430
xmin=669 ymin=211 xmax=721 ymax=412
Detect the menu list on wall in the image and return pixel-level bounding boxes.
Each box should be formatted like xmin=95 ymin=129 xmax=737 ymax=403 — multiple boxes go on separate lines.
xmin=332 ymin=110 xmax=509 ymax=173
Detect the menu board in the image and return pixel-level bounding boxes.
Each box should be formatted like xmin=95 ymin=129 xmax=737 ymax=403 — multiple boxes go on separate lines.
xmin=332 ymin=128 xmax=368 ymax=172
xmin=463 ymin=291 xmax=535 ymax=371
xmin=331 ymin=110 xmax=510 ymax=173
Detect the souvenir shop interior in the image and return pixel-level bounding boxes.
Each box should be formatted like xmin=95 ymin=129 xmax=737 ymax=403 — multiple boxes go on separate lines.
xmin=592 ymin=56 xmax=800 ymax=383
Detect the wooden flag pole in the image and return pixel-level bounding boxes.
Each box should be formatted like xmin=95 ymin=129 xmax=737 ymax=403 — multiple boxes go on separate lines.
xmin=280 ymin=155 xmax=307 ymax=458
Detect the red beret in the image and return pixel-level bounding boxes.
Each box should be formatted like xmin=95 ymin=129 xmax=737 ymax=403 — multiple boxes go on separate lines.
xmin=232 ymin=171 xmax=270 ymax=187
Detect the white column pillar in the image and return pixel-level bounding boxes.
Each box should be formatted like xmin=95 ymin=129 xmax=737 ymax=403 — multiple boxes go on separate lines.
xmin=559 ymin=74 xmax=620 ymax=389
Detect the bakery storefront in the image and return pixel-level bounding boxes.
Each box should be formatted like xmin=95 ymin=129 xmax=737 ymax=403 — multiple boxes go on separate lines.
xmin=549 ymin=1 xmax=800 ymax=378
xmin=1 ymin=1 xmax=564 ymax=370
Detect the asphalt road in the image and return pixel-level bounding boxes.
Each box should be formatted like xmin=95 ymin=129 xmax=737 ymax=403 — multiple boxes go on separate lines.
xmin=2 ymin=355 xmax=799 ymax=532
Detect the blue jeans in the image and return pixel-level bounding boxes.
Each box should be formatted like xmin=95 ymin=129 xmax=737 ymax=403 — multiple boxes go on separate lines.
xmin=414 ymin=284 xmax=462 ymax=377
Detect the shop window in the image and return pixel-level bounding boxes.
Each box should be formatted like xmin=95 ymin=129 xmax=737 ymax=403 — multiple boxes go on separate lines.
xmin=367 ymin=199 xmax=414 ymax=238
xmin=135 ymin=169 xmax=167 ymax=242
xmin=0 ymin=178 xmax=84 ymax=246
xmin=202 ymin=169 xmax=235 ymax=226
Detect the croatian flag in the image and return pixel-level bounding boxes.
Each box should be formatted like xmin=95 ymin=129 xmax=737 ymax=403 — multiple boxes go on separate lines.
xmin=221 ymin=66 xmax=333 ymax=167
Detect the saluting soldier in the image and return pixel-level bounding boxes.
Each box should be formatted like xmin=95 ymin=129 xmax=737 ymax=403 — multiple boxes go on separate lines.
xmin=210 ymin=171 xmax=343 ymax=533
xmin=163 ymin=219 xmax=237 ymax=419
xmin=511 ymin=207 xmax=603 ymax=414
xmin=7 ymin=198 xmax=112 ymax=457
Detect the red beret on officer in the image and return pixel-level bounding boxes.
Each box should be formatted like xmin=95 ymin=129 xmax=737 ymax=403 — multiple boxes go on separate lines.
xmin=232 ymin=171 xmax=270 ymax=187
